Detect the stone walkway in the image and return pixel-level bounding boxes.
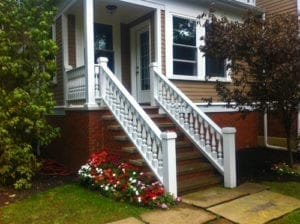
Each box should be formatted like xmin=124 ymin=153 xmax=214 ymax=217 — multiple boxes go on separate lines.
xmin=106 ymin=183 xmax=300 ymax=224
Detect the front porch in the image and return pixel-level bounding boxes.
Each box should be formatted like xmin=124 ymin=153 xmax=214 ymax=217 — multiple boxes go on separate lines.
xmin=59 ymin=0 xmax=163 ymax=107
xmin=54 ymin=0 xmax=238 ymax=197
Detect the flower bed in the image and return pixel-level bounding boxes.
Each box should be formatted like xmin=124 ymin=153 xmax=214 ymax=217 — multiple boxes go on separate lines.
xmin=78 ymin=151 xmax=180 ymax=209
xmin=271 ymin=162 xmax=300 ymax=177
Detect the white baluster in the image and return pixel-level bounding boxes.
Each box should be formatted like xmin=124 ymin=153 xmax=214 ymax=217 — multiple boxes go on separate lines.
xmin=157 ymin=143 xmax=163 ymax=177
xmin=205 ymin=122 xmax=211 ymax=152
xmin=146 ymin=133 xmax=152 ymax=160
xmin=217 ymin=134 xmax=223 ymax=164
xmin=179 ymin=100 xmax=184 ymax=125
xmin=115 ymin=90 xmax=121 ymax=116
xmin=189 ymin=111 xmax=194 ymax=135
xmin=142 ymin=126 xmax=147 ymax=153
xmin=136 ymin=120 xmax=142 ymax=146
xmin=199 ymin=117 xmax=205 ymax=147
xmin=152 ymin=139 xmax=158 ymax=168
xmin=127 ymin=107 xmax=133 ymax=133
xmin=211 ymin=128 xmax=217 ymax=159
xmin=184 ymin=109 xmax=189 ymax=130
xmin=94 ymin=66 xmax=100 ymax=99
xmin=194 ymin=114 xmax=200 ymax=142
xmin=132 ymin=114 xmax=137 ymax=140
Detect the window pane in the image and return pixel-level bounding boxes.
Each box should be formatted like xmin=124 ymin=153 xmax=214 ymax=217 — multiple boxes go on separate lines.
xmin=140 ymin=31 xmax=150 ymax=90
xmin=173 ymin=61 xmax=197 ymax=76
xmin=173 ymin=17 xmax=196 ymax=46
xmin=173 ymin=45 xmax=197 ymax=61
xmin=94 ymin=23 xmax=113 ymax=50
xmin=206 ymin=56 xmax=225 ymax=77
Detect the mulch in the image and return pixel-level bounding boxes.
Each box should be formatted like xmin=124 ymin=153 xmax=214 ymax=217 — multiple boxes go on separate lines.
xmin=0 ymin=174 xmax=77 ymax=207
xmin=1 ymin=148 xmax=299 ymax=208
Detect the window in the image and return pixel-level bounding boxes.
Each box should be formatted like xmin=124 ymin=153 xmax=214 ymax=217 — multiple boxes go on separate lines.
xmin=173 ymin=16 xmax=197 ymax=76
xmin=94 ymin=23 xmax=114 ymax=72
xmin=205 ymin=22 xmax=226 ymax=79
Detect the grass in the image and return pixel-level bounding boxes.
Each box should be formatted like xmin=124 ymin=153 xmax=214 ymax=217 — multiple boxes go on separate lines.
xmin=262 ymin=181 xmax=300 ymax=224
xmin=0 ymin=183 xmax=149 ymax=224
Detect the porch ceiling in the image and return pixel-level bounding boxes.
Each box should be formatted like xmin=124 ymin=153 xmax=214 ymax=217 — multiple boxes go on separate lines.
xmin=68 ymin=0 xmax=154 ymax=24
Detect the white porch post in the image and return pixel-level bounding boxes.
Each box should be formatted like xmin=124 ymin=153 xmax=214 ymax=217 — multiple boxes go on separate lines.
xmin=83 ymin=0 xmax=97 ymax=108
xmin=222 ymin=127 xmax=237 ymax=188
xmin=154 ymin=8 xmax=162 ymax=72
xmin=149 ymin=62 xmax=158 ymax=106
xmin=161 ymin=132 xmax=177 ymax=197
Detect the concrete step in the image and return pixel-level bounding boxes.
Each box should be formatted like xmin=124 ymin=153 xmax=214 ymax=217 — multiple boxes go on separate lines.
xmin=177 ymin=162 xmax=213 ymax=175
xmin=178 ymin=175 xmax=223 ymax=195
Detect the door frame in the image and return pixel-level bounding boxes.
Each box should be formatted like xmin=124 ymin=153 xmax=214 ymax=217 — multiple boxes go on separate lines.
xmin=130 ymin=20 xmax=151 ymax=103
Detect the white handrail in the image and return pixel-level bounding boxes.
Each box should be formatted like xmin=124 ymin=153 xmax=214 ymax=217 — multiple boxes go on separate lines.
xmin=150 ymin=63 xmax=237 ymax=188
xmin=96 ymin=57 xmax=178 ymax=196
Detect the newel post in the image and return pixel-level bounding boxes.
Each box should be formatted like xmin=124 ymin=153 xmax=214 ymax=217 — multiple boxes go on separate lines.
xmin=97 ymin=57 xmax=108 ymax=101
xmin=222 ymin=127 xmax=237 ymax=188
xmin=161 ymin=132 xmax=177 ymax=197
xmin=149 ymin=62 xmax=158 ymax=106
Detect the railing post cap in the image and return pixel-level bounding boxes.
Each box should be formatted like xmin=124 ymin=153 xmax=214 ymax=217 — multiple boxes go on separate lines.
xmin=97 ymin=57 xmax=109 ymax=64
xmin=222 ymin=127 xmax=236 ymax=134
xmin=161 ymin=131 xmax=177 ymax=139
xmin=149 ymin=62 xmax=158 ymax=68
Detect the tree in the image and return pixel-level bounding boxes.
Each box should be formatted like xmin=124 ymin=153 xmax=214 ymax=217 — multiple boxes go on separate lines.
xmin=200 ymin=11 xmax=300 ymax=166
xmin=0 ymin=0 xmax=60 ymax=189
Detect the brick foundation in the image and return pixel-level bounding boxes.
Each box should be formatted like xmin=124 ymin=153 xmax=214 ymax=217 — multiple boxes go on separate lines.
xmin=45 ymin=110 xmax=290 ymax=171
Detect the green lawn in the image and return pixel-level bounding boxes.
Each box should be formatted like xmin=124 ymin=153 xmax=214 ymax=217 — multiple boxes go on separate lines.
xmin=262 ymin=181 xmax=300 ymax=224
xmin=0 ymin=183 xmax=148 ymax=224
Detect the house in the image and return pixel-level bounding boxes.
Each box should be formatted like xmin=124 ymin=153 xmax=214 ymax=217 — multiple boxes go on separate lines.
xmin=45 ymin=0 xmax=271 ymax=196
xmin=255 ymin=1 xmax=300 ymax=152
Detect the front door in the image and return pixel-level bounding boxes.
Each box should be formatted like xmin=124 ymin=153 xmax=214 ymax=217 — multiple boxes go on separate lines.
xmin=131 ymin=21 xmax=151 ymax=104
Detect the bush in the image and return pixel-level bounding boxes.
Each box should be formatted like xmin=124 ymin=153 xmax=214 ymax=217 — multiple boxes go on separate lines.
xmin=0 ymin=142 xmax=40 ymax=189
xmin=78 ymin=151 xmax=181 ymax=209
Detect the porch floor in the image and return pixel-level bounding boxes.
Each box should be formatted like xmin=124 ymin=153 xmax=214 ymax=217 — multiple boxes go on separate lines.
xmin=106 ymin=183 xmax=300 ymax=224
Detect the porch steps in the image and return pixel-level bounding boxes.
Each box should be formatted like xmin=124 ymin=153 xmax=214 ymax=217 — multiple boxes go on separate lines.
xmin=101 ymin=106 xmax=222 ymax=195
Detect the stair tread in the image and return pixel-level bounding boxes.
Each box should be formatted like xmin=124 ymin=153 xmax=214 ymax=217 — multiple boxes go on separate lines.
xmin=177 ymin=162 xmax=212 ymax=175
xmin=177 ymin=151 xmax=202 ymax=160
xmin=178 ymin=175 xmax=222 ymax=193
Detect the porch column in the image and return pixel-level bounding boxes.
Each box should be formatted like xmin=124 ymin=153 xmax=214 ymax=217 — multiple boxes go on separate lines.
xmin=154 ymin=8 xmax=162 ymax=72
xmin=83 ymin=0 xmax=97 ymax=108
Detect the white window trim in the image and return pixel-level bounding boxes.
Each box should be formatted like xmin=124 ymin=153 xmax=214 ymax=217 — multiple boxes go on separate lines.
xmin=166 ymin=12 xmax=232 ymax=82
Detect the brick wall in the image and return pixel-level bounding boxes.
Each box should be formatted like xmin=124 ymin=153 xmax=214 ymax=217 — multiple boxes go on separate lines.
xmin=208 ymin=112 xmax=259 ymax=150
xmin=44 ymin=110 xmax=108 ymax=171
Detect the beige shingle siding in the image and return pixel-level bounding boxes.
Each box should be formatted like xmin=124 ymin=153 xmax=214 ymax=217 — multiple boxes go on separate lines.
xmin=67 ymin=14 xmax=76 ymax=68
xmin=257 ymin=0 xmax=297 ymax=15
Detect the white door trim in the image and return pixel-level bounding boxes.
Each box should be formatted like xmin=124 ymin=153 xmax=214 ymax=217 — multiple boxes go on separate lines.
xmin=130 ymin=20 xmax=151 ymax=102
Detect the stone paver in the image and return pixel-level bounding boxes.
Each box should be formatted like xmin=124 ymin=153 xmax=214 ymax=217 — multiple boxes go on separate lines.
xmin=182 ymin=186 xmax=247 ymax=208
xmin=236 ymin=182 xmax=269 ymax=195
xmin=141 ymin=206 xmax=216 ymax=224
xmin=106 ymin=217 xmax=145 ymax=224
xmin=208 ymin=190 xmax=300 ymax=224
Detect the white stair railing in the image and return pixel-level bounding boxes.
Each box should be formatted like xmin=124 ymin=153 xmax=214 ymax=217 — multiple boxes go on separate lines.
xmin=95 ymin=57 xmax=178 ymax=197
xmin=150 ymin=63 xmax=237 ymax=188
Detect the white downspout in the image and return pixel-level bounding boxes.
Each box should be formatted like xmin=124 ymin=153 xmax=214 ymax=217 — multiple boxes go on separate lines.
xmin=263 ymin=112 xmax=287 ymax=150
